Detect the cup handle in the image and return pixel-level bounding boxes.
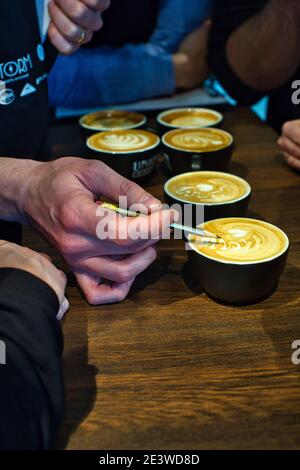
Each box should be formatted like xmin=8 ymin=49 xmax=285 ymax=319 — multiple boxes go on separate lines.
xmin=191 ymin=155 xmax=202 ymax=171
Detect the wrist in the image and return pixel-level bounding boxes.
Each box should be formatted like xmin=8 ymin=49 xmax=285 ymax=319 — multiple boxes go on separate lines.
xmin=12 ymin=159 xmax=43 ymax=223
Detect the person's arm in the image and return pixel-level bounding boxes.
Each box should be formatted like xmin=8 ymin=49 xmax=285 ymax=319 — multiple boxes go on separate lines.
xmin=0 ymin=242 xmax=68 ymax=449
xmin=227 ymin=0 xmax=300 ymax=91
xmin=48 ymin=0 xmax=213 ymax=107
xmin=209 ymin=0 xmax=300 ymax=104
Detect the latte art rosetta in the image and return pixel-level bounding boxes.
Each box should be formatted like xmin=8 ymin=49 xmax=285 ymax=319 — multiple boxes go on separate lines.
xmin=88 ymin=130 xmax=159 ymax=153
xmin=163 ymin=128 xmax=232 ymax=152
xmin=166 ymin=172 xmax=249 ymax=204
xmin=191 ymin=219 xmax=289 ymax=263
xmin=101 ymin=133 xmax=150 ymax=150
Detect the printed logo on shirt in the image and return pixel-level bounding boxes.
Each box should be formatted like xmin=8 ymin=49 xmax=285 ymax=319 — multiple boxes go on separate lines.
xmin=37 ymin=44 xmax=45 ymax=62
xmin=0 ymin=87 xmax=15 ymax=106
xmin=20 ymin=83 xmax=37 ymax=97
xmin=0 ymin=53 xmax=33 ymax=84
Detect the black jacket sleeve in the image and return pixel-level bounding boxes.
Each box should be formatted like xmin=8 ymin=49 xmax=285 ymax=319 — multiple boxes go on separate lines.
xmin=0 ymin=268 xmax=64 ymax=450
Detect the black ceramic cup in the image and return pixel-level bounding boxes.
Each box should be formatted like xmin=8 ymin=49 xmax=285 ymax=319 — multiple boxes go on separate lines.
xmin=162 ymin=128 xmax=234 ymax=175
xmin=157 ymin=107 xmax=223 ymax=135
xmin=86 ymin=129 xmax=160 ymax=181
xmin=164 ymin=171 xmax=251 ymax=228
xmin=187 ymin=218 xmax=289 ymax=305
xmin=79 ymin=110 xmax=147 ymax=138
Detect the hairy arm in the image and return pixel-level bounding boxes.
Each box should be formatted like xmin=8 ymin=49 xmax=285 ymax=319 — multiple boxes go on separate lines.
xmin=0 ymin=158 xmax=37 ymax=223
xmin=226 ymin=0 xmax=300 ymax=91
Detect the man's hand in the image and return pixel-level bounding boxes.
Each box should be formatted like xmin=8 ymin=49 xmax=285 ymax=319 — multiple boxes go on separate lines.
xmin=173 ymin=19 xmax=211 ymax=90
xmin=18 ymin=158 xmax=176 ymax=305
xmin=278 ymin=120 xmax=300 ymax=171
xmin=48 ymin=0 xmax=110 ymax=55
xmin=0 ymin=241 xmax=69 ymax=320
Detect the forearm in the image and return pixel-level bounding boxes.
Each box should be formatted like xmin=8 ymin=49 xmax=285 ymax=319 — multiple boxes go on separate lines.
xmin=0 ymin=158 xmax=40 ymax=223
xmin=227 ymin=0 xmax=300 ymax=91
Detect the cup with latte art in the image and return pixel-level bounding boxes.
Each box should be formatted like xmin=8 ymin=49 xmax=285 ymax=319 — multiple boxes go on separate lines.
xmin=86 ymin=129 xmax=160 ymax=181
xmin=164 ymin=172 xmax=251 ymax=226
xmin=80 ymin=110 xmax=147 ymax=137
xmin=157 ymin=107 xmax=223 ymax=134
xmin=188 ymin=218 xmax=289 ymax=305
xmin=162 ymin=128 xmax=234 ymax=174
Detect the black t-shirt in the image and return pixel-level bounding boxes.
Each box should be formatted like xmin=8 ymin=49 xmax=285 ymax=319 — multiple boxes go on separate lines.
xmin=209 ymin=0 xmax=300 ymax=132
xmin=0 ymin=0 xmax=55 ymax=159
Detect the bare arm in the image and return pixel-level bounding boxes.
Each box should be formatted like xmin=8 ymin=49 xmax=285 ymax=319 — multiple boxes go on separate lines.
xmin=226 ymin=0 xmax=300 ymax=91
xmin=0 ymin=158 xmax=37 ymax=223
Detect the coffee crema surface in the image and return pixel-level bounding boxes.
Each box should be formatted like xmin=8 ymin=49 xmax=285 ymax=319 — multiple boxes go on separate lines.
xmin=190 ymin=218 xmax=289 ymax=264
xmin=80 ymin=110 xmax=145 ymax=131
xmin=165 ymin=172 xmax=250 ymax=204
xmin=87 ymin=130 xmax=160 ymax=154
xmin=159 ymin=108 xmax=222 ymax=128
xmin=163 ymin=128 xmax=233 ymax=153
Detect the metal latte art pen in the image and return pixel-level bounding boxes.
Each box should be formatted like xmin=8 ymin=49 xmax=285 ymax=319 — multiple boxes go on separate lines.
xmin=100 ymin=202 xmax=222 ymax=244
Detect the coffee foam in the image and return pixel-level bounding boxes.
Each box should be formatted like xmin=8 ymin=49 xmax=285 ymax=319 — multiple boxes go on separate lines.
xmin=189 ymin=218 xmax=289 ymax=264
xmin=163 ymin=128 xmax=232 ymax=153
xmin=165 ymin=172 xmax=250 ymax=205
xmin=80 ymin=110 xmax=146 ymax=131
xmin=87 ymin=130 xmax=160 ymax=154
xmin=158 ymin=108 xmax=222 ymax=129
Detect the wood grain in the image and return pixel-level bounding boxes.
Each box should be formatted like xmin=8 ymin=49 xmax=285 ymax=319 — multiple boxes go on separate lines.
xmin=23 ymin=108 xmax=300 ymax=450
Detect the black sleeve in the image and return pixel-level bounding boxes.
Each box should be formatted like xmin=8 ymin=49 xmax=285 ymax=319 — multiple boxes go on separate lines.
xmin=0 ymin=268 xmax=64 ymax=450
xmin=208 ymin=0 xmax=268 ymax=105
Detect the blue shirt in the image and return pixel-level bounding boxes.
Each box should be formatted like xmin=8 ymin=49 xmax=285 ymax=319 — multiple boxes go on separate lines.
xmin=48 ymin=0 xmax=213 ymax=108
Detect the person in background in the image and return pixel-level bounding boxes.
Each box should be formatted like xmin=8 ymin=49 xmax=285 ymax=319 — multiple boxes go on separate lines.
xmin=0 ymin=240 xmax=68 ymax=449
xmin=278 ymin=120 xmax=300 ymax=172
xmin=48 ymin=0 xmax=213 ymax=108
xmin=208 ymin=0 xmax=300 ymax=134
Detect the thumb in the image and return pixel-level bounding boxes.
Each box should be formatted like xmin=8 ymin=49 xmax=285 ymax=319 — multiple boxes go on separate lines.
xmin=80 ymin=160 xmax=162 ymax=214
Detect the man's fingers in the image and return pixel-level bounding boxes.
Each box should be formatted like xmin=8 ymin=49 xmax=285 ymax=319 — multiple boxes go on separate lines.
xmin=283 ymin=153 xmax=300 ymax=172
xmin=79 ymin=161 xmax=162 ymax=212
xmin=49 ymin=1 xmax=92 ymax=43
xmin=278 ymin=136 xmax=300 ymax=160
xmin=53 ymin=0 xmax=104 ymax=31
xmin=76 ymin=246 xmax=157 ymax=282
xmin=282 ymin=120 xmax=300 ymax=146
xmin=74 ymin=271 xmax=135 ymax=305
xmin=81 ymin=0 xmax=110 ymax=12
xmin=48 ymin=21 xmax=80 ymax=55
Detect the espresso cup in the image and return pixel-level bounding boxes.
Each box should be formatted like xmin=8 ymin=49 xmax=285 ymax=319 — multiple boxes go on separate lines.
xmin=188 ymin=218 xmax=289 ymax=305
xmin=164 ymin=171 xmax=251 ymax=226
xmin=86 ymin=129 xmax=160 ymax=181
xmin=80 ymin=110 xmax=147 ymax=137
xmin=157 ymin=107 xmax=223 ymax=134
xmin=162 ymin=128 xmax=234 ymax=174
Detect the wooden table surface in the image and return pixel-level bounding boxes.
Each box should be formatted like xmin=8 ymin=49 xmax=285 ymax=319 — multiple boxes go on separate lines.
xmin=24 ymin=107 xmax=300 ymax=450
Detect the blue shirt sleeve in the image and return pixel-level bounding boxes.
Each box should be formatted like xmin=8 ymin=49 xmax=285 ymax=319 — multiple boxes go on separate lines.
xmin=48 ymin=0 xmax=214 ymax=108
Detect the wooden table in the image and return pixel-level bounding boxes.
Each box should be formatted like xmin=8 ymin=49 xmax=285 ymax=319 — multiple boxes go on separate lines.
xmin=24 ymin=108 xmax=300 ymax=450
